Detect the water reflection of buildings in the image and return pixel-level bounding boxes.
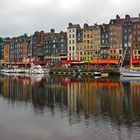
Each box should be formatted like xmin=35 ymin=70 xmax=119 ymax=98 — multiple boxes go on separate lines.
xmin=3 ymin=76 xmax=31 ymax=101
xmin=0 ymin=75 xmax=68 ymax=110
xmin=66 ymin=80 xmax=124 ymax=119
xmin=65 ymin=78 xmax=140 ymax=123
xmin=0 ymin=75 xmax=140 ymax=124
xmin=130 ymin=82 xmax=140 ymax=119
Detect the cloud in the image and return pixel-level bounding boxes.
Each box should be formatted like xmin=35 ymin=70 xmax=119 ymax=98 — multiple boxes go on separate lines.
xmin=0 ymin=0 xmax=139 ymax=37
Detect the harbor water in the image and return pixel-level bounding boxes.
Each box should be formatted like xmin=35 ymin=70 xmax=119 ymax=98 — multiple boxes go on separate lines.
xmin=0 ymin=74 xmax=140 ymax=140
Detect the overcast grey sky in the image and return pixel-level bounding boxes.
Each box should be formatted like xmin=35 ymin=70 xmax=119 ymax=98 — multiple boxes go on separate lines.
xmin=0 ymin=0 xmax=139 ymax=37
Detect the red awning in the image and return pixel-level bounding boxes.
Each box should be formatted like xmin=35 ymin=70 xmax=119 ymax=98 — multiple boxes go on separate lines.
xmin=63 ymin=60 xmax=82 ymax=65
xmin=132 ymin=59 xmax=140 ymax=64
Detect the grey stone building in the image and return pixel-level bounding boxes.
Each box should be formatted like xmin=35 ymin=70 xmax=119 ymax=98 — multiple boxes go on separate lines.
xmin=100 ymin=24 xmax=110 ymax=59
xmin=44 ymin=29 xmax=67 ymax=65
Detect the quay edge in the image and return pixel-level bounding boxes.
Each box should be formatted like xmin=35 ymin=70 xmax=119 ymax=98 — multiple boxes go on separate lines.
xmin=49 ymin=67 xmax=120 ymax=76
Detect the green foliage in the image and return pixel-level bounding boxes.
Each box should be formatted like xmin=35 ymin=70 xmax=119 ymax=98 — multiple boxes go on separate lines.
xmin=0 ymin=37 xmax=3 ymax=43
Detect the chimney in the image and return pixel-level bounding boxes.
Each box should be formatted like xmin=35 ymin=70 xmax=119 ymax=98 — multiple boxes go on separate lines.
xmin=68 ymin=23 xmax=73 ymax=28
xmin=83 ymin=23 xmax=88 ymax=29
xmin=116 ymin=15 xmax=120 ymax=22
xmin=50 ymin=29 xmax=55 ymax=33
xmin=125 ymin=14 xmax=130 ymax=21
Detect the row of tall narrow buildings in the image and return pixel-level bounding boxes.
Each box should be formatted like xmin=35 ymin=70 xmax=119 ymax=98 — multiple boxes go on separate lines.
xmin=0 ymin=13 xmax=140 ymax=64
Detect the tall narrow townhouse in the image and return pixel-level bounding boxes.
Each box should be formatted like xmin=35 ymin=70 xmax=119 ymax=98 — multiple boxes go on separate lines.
xmin=76 ymin=41 xmax=84 ymax=61
xmin=122 ymin=15 xmax=132 ymax=64
xmin=32 ymin=31 xmax=45 ymax=60
xmin=0 ymin=37 xmax=3 ymax=61
xmin=58 ymin=31 xmax=67 ymax=62
xmin=132 ymin=14 xmax=140 ymax=60
xmin=3 ymin=41 xmax=10 ymax=63
xmin=22 ymin=41 xmax=30 ymax=62
xmin=100 ymin=24 xmax=110 ymax=59
xmin=109 ymin=15 xmax=123 ymax=60
xmin=81 ymin=23 xmax=95 ymax=61
xmin=92 ymin=24 xmax=101 ymax=59
xmin=10 ymin=38 xmax=23 ymax=63
xmin=67 ymin=23 xmax=82 ymax=61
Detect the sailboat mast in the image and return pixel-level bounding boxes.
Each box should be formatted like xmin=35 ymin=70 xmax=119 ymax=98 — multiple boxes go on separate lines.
xmin=130 ymin=34 xmax=133 ymax=69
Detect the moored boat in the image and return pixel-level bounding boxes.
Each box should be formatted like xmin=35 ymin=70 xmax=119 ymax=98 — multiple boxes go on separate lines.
xmin=120 ymin=34 xmax=140 ymax=77
xmin=1 ymin=65 xmax=26 ymax=74
xmin=25 ymin=64 xmax=49 ymax=74
xmin=120 ymin=67 xmax=140 ymax=77
xmin=94 ymin=71 xmax=101 ymax=76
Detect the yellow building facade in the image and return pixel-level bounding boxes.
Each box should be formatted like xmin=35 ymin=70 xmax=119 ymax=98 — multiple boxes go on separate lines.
xmin=76 ymin=24 xmax=101 ymax=61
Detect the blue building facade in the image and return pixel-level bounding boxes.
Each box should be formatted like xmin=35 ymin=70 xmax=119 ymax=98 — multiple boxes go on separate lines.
xmin=100 ymin=24 xmax=110 ymax=59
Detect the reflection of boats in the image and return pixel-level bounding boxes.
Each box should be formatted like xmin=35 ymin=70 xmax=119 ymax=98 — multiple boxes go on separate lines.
xmin=2 ymin=72 xmax=44 ymax=83
xmin=25 ymin=64 xmax=49 ymax=74
xmin=29 ymin=74 xmax=44 ymax=82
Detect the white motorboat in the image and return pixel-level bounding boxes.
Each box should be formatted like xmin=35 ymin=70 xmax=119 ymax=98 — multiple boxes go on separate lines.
xmin=94 ymin=71 xmax=101 ymax=76
xmin=25 ymin=64 xmax=49 ymax=74
xmin=1 ymin=65 xmax=25 ymax=74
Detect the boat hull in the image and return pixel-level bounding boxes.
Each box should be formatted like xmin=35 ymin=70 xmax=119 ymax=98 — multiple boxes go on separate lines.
xmin=94 ymin=71 xmax=101 ymax=76
xmin=121 ymin=70 xmax=140 ymax=77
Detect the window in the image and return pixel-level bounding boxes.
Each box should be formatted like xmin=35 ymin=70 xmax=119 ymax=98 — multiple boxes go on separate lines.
xmin=124 ymin=43 xmax=127 ymax=47
xmin=73 ymin=46 xmax=74 ymax=51
xmin=53 ymin=44 xmax=56 ymax=48
xmin=119 ymin=50 xmax=122 ymax=54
